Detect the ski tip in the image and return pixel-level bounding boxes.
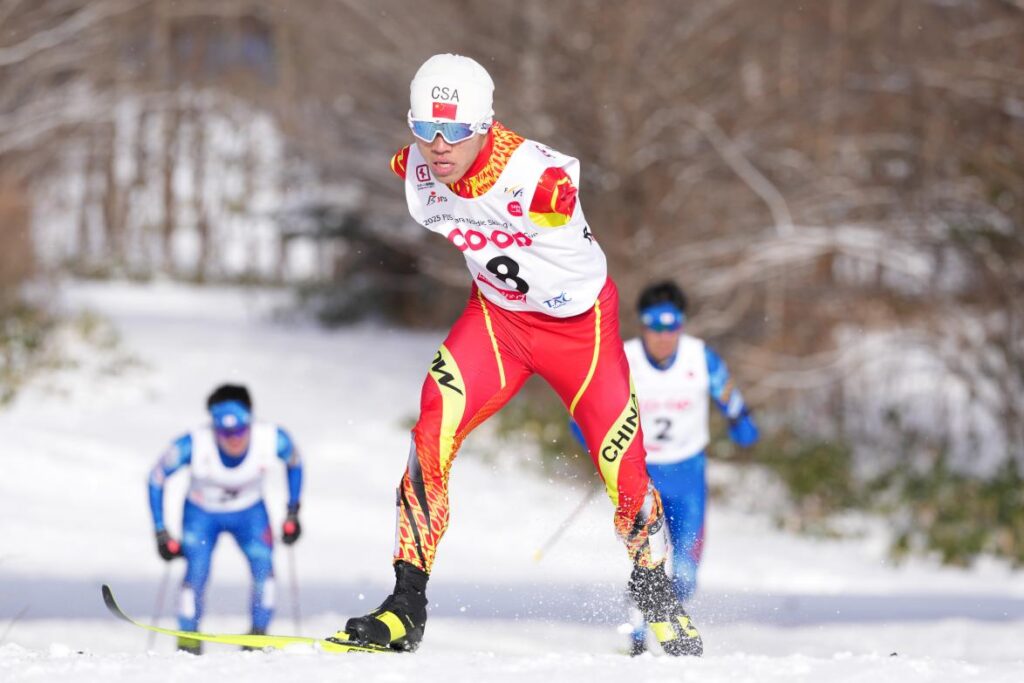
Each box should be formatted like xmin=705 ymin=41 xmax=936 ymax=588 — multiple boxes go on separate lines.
xmin=101 ymin=584 xmax=130 ymax=622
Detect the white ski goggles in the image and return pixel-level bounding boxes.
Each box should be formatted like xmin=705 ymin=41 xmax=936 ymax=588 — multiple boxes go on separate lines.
xmin=407 ymin=111 xmax=491 ymax=144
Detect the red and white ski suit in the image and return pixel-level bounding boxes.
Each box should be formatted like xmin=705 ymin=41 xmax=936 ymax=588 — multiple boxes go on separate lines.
xmin=389 ymin=123 xmax=666 ymax=573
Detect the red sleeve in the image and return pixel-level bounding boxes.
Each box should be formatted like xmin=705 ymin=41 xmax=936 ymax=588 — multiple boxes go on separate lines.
xmin=528 ymin=167 xmax=577 ymax=228
xmin=390 ymin=146 xmax=411 ymax=180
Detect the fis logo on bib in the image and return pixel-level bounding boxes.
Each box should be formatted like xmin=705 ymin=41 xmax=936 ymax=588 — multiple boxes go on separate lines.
xmin=544 ymin=292 xmax=572 ymax=309
xmin=503 ymin=185 xmax=525 ymax=199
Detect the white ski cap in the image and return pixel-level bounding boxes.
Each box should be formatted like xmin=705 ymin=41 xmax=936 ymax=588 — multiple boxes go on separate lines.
xmin=409 ymin=54 xmax=494 ymax=125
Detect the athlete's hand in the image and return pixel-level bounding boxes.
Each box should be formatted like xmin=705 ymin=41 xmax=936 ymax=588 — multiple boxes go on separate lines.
xmin=728 ymin=409 xmax=759 ymax=448
xmin=155 ymin=530 xmax=182 ymax=561
xmin=282 ymin=505 xmax=301 ymax=545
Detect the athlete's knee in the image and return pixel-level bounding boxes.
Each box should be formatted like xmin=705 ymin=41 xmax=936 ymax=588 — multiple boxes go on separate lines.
xmin=247 ymin=549 xmax=273 ymax=577
xmin=183 ymin=555 xmax=212 ymax=586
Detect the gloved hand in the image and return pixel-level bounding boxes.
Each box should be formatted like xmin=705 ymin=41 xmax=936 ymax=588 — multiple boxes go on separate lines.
xmin=282 ymin=504 xmax=301 ymax=545
xmin=155 ymin=529 xmax=182 ymax=561
xmin=728 ymin=409 xmax=759 ymax=448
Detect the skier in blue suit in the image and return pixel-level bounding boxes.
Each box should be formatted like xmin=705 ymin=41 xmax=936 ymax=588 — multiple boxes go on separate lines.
xmin=148 ymin=384 xmax=303 ymax=653
xmin=572 ymin=281 xmax=758 ymax=654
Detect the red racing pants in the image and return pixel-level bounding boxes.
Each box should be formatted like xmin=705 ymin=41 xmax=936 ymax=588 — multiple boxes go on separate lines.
xmin=394 ymin=278 xmax=667 ymax=574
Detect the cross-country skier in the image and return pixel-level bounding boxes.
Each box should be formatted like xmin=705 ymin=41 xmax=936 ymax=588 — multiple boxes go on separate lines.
xmin=621 ymin=280 xmax=758 ymax=654
xmin=147 ymin=384 xmax=303 ymax=654
xmin=330 ymin=54 xmax=702 ymax=656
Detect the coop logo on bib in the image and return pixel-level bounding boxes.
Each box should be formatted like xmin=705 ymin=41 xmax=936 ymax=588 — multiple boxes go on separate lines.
xmin=507 ymin=201 xmax=523 ymax=217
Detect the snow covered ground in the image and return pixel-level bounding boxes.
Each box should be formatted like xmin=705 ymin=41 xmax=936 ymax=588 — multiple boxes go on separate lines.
xmin=2 ymin=280 xmax=1023 ymax=682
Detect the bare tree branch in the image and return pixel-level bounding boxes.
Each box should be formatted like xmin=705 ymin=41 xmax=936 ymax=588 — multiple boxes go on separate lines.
xmin=0 ymin=0 xmax=149 ymax=68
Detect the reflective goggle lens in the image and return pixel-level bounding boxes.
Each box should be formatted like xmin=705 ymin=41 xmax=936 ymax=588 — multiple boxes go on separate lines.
xmin=641 ymin=303 xmax=685 ymax=332
xmin=409 ymin=120 xmax=477 ymax=144
xmin=210 ymin=400 xmax=251 ymax=435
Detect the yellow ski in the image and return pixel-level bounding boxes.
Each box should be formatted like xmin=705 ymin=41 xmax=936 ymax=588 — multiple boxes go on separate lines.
xmin=101 ymin=584 xmax=395 ymax=654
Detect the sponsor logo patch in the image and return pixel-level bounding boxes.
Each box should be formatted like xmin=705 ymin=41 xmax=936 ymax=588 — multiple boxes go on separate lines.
xmin=507 ymin=201 xmax=523 ymax=217
xmin=447 ymin=227 xmax=532 ymax=251
xmin=476 ymin=273 xmax=527 ymax=302
xmin=544 ymin=292 xmax=572 ymax=309
xmin=415 ymin=164 xmax=431 ymax=182
xmin=430 ymin=350 xmax=463 ymax=395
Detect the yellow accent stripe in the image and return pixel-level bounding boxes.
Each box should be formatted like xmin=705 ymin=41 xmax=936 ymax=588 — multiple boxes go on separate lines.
xmin=527 ymin=210 xmax=571 ymax=228
xmin=650 ymin=621 xmax=677 ymax=643
xmin=476 ymin=291 xmax=506 ymax=389
xmin=569 ymin=300 xmax=601 ymax=415
xmin=428 ymin=344 xmax=467 ymax=476
xmin=375 ymin=611 xmax=407 ymax=641
xmin=677 ymin=615 xmax=699 ymax=638
xmin=595 ymin=388 xmax=640 ymax=507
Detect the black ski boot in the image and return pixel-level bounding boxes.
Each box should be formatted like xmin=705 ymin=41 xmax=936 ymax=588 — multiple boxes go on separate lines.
xmin=628 ymin=564 xmax=703 ymax=656
xmin=336 ymin=561 xmax=428 ymax=652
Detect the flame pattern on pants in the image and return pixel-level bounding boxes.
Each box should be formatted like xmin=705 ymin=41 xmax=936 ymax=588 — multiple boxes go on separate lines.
xmin=394 ymin=278 xmax=667 ymax=574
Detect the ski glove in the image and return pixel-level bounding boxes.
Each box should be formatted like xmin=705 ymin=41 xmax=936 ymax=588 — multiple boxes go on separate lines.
xmin=728 ymin=408 xmax=759 ymax=448
xmin=155 ymin=529 xmax=182 ymax=561
xmin=282 ymin=504 xmax=302 ymax=545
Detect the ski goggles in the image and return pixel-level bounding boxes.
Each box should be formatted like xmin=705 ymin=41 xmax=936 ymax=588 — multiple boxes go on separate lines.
xmin=210 ymin=400 xmax=251 ymax=436
xmin=407 ymin=111 xmax=490 ymax=144
xmin=640 ymin=302 xmax=685 ymax=332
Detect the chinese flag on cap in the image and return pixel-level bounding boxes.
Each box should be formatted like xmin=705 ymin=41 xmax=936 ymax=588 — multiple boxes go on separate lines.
xmin=432 ymin=101 xmax=458 ymax=120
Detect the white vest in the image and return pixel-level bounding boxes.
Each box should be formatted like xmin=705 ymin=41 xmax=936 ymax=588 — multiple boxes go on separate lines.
xmin=404 ymin=140 xmax=607 ymax=317
xmin=624 ymin=335 xmax=710 ymax=465
xmin=187 ymin=422 xmax=278 ymax=513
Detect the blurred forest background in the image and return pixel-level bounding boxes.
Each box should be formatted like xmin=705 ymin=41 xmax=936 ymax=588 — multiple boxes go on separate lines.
xmin=1 ymin=0 xmax=1022 ymax=565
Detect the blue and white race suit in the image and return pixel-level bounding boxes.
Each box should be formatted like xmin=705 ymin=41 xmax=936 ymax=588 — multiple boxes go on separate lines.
xmin=148 ymin=422 xmax=302 ymax=632
xmin=622 ymin=334 xmax=757 ymax=600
